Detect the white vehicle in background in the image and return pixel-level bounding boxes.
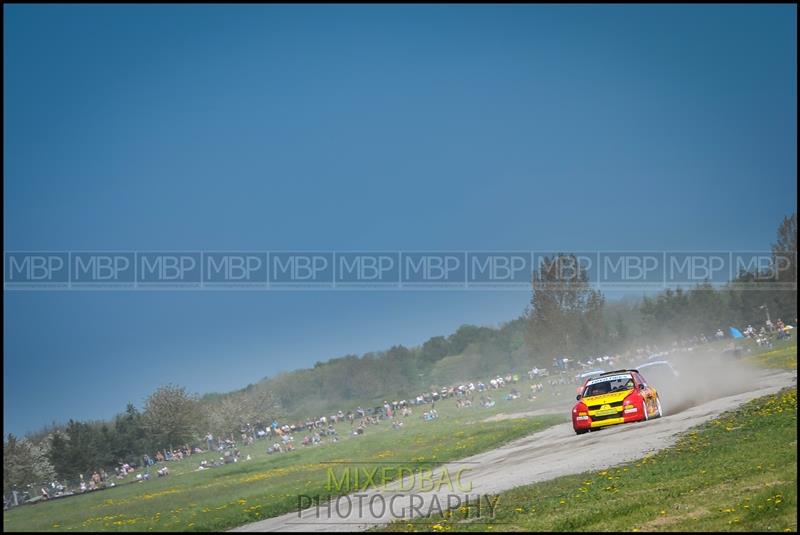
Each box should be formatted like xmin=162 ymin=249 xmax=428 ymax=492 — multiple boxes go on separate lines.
xmin=636 ymin=360 xmax=680 ymax=386
xmin=575 ymin=369 xmax=606 ymax=386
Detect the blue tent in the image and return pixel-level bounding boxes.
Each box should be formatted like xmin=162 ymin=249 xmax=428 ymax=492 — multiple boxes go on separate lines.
xmin=729 ymin=327 xmax=744 ymax=339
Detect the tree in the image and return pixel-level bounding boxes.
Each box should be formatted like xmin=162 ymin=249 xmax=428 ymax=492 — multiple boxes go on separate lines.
xmin=48 ymin=431 xmax=70 ymax=480
xmin=45 ymin=420 xmax=112 ymax=481
xmin=112 ymin=404 xmax=146 ymax=464
xmin=4 ymin=434 xmax=57 ymax=494
xmin=448 ymin=325 xmax=494 ymax=356
xmin=723 ymin=213 xmax=798 ymax=328
xmin=772 ymin=213 xmax=797 ymax=263
xmin=612 ymin=310 xmax=629 ymax=344
xmin=419 ymin=336 xmax=451 ymax=367
xmin=143 ymin=385 xmax=201 ymax=451
xmin=580 ymin=289 xmax=607 ymax=354
xmin=524 ymin=254 xmax=607 ymax=364
xmin=203 ymin=384 xmax=283 ymax=439
xmin=771 ymin=212 xmax=797 ymax=320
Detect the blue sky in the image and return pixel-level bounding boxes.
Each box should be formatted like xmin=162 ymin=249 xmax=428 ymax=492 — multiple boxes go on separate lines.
xmin=4 ymin=5 xmax=796 ymax=436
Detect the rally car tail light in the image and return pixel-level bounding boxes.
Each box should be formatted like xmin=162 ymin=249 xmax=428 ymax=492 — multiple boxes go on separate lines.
xmin=573 ymin=402 xmax=589 ymax=421
xmin=622 ymin=393 xmax=640 ymax=414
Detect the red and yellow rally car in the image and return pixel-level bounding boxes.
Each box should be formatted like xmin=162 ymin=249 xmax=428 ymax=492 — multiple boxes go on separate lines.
xmin=572 ymin=369 xmax=663 ymax=435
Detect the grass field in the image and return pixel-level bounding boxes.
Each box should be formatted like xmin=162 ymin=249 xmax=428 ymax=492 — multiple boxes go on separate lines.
xmin=379 ymin=343 xmax=798 ymax=532
xmin=2 ymin=386 xmax=565 ymax=532
xmin=744 ymin=338 xmax=798 ymax=370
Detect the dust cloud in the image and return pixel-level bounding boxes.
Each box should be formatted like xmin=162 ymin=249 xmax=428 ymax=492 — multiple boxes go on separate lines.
xmin=647 ymin=347 xmax=762 ymax=415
